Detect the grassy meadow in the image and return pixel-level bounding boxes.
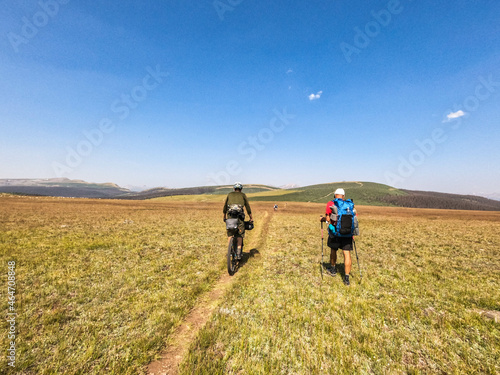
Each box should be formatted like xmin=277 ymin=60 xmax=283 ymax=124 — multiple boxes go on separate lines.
xmin=1 ymin=195 xmax=499 ymax=374
xmin=0 ymin=195 xmax=266 ymax=374
xmin=182 ymin=203 xmax=500 ymax=374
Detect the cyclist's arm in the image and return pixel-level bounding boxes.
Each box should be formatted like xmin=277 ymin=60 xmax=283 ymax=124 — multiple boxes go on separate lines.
xmin=223 ymin=196 xmax=228 ymax=221
xmin=243 ymin=194 xmax=253 ymax=221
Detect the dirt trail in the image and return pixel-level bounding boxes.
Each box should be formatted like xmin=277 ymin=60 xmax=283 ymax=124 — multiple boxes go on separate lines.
xmin=147 ymin=211 xmax=270 ymax=375
xmin=313 ymin=190 xmax=336 ymax=202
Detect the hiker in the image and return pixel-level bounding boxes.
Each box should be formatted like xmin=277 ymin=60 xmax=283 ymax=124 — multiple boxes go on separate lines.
xmin=223 ymin=182 xmax=253 ymax=260
xmin=320 ymin=188 xmax=359 ymax=286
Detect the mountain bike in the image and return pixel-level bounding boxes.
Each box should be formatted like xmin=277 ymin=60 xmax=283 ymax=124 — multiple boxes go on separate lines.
xmin=226 ymin=219 xmax=253 ymax=276
xmin=227 ymin=232 xmax=243 ymax=276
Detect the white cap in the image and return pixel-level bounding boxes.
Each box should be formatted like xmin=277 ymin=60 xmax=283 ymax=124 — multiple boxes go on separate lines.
xmin=334 ymin=188 xmax=345 ymax=196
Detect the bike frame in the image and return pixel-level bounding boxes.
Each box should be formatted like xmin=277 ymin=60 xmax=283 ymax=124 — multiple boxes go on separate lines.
xmin=227 ymin=232 xmax=243 ymax=276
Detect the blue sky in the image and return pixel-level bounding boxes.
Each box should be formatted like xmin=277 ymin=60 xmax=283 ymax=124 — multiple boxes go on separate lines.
xmin=1 ymin=0 xmax=499 ymax=195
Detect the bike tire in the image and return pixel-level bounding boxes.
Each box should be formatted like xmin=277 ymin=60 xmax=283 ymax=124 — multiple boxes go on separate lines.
xmin=227 ymin=236 xmax=237 ymax=275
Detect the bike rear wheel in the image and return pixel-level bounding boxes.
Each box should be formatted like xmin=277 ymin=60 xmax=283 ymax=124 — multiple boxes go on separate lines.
xmin=227 ymin=236 xmax=237 ymax=275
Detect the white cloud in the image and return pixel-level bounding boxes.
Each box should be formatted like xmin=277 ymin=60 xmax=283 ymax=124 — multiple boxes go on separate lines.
xmin=286 ymin=69 xmax=293 ymax=74
xmin=308 ymin=90 xmax=323 ymax=101
xmin=443 ymin=110 xmax=466 ymax=122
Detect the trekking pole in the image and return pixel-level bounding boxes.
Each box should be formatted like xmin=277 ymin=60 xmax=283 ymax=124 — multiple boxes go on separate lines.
xmin=353 ymin=238 xmax=362 ymax=279
xmin=320 ymin=218 xmax=324 ymax=279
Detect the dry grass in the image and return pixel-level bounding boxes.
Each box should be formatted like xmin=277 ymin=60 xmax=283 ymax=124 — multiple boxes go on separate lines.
xmin=181 ymin=202 xmax=500 ymax=374
xmin=1 ymin=197 xmax=499 ymax=374
xmin=0 ymin=196 xmax=231 ymax=374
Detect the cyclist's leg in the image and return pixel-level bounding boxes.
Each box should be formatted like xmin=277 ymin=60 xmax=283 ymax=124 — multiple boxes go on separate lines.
xmin=227 ymin=235 xmax=237 ymax=275
xmin=235 ymin=235 xmax=242 ymax=259
xmin=236 ymin=218 xmax=245 ymax=258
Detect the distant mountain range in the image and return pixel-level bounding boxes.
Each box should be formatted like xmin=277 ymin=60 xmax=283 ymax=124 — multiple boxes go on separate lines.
xmin=0 ymin=178 xmax=128 ymax=199
xmin=1 ymin=178 xmax=500 ymax=211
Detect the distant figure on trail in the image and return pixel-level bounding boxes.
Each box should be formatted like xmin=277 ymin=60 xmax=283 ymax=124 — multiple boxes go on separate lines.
xmin=223 ymin=182 xmax=253 ymax=260
xmin=320 ymin=188 xmax=359 ymax=286
xmin=274 ymin=204 xmax=278 ymax=211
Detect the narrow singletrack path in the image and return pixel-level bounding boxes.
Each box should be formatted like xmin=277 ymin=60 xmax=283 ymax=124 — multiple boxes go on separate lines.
xmin=147 ymin=211 xmax=270 ymax=375
xmin=312 ymin=181 xmax=364 ymax=202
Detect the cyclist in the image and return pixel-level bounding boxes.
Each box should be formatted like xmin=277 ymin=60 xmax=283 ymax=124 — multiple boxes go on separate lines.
xmin=223 ymin=182 xmax=253 ymax=260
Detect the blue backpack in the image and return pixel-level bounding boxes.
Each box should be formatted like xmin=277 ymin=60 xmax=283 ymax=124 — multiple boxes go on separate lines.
xmin=328 ymin=198 xmax=356 ymax=238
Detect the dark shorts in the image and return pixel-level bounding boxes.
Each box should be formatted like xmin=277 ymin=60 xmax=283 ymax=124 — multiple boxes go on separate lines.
xmin=327 ymin=235 xmax=353 ymax=251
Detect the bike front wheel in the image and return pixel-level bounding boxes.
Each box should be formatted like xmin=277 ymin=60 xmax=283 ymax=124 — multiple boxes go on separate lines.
xmin=227 ymin=236 xmax=237 ymax=276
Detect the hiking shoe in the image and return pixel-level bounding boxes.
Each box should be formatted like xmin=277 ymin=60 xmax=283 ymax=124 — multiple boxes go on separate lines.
xmin=325 ymin=265 xmax=337 ymax=276
xmin=343 ymin=275 xmax=350 ymax=286
xmin=236 ymin=249 xmax=242 ymax=260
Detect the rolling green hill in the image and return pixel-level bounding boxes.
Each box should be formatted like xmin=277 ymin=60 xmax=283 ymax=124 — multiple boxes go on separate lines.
xmin=246 ymin=182 xmax=500 ymax=210
xmin=134 ymin=182 xmax=399 ymax=206
xmin=147 ymin=182 xmax=500 ymax=211
xmin=247 ymin=181 xmax=406 ymax=206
